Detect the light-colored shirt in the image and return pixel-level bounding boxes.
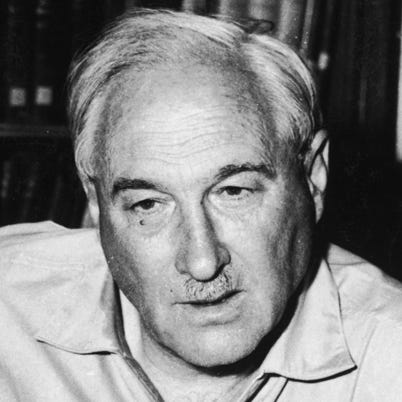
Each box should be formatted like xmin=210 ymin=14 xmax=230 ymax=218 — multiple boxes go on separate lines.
xmin=1 ymin=221 xmax=402 ymax=401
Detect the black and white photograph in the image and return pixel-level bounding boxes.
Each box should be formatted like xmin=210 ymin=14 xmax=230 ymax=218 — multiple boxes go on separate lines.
xmin=0 ymin=1 xmax=401 ymax=400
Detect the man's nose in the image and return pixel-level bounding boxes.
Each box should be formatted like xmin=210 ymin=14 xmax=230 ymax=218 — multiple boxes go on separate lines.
xmin=175 ymin=206 xmax=230 ymax=281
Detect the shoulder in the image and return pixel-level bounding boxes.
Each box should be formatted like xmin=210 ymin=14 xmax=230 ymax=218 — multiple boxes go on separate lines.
xmin=0 ymin=221 xmax=104 ymax=291
xmin=326 ymin=245 xmax=402 ymax=377
xmin=0 ymin=221 xmax=105 ymax=334
xmin=327 ymin=244 xmax=402 ymax=323
xmin=0 ymin=221 xmax=102 ymax=262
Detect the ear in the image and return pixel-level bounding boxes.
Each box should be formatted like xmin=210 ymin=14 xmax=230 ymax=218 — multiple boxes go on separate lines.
xmin=305 ymin=129 xmax=329 ymax=222
xmin=81 ymin=175 xmax=100 ymax=228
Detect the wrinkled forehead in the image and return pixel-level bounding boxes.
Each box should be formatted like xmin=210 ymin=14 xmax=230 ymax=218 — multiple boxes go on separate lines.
xmin=97 ymin=64 xmax=279 ymax=176
xmin=108 ymin=64 xmax=270 ymax=125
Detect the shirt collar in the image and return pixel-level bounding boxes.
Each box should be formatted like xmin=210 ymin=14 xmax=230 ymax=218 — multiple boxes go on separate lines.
xmin=32 ymin=229 xmax=124 ymax=355
xmin=33 ymin=233 xmax=355 ymax=379
xmin=259 ymin=256 xmax=356 ymax=380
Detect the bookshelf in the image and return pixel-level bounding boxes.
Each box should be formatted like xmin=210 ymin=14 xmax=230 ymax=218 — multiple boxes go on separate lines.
xmin=0 ymin=0 xmax=401 ymax=279
xmin=0 ymin=124 xmax=68 ymax=139
xmin=0 ymin=0 xmax=121 ymax=228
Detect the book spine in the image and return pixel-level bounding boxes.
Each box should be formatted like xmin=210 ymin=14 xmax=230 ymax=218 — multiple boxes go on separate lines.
xmin=0 ymin=150 xmax=28 ymax=224
xmin=32 ymin=0 xmax=55 ymax=124
xmin=210 ymin=0 xmax=248 ymax=20
xmin=71 ymin=0 xmax=124 ymax=55
xmin=181 ymin=0 xmax=207 ymax=15
xmin=397 ymin=7 xmax=402 ymax=162
xmin=315 ymin=0 xmax=339 ymax=114
xmin=135 ymin=1 xmax=182 ymax=10
xmin=31 ymin=0 xmax=69 ymax=124
xmin=247 ymin=0 xmax=278 ymax=23
xmin=71 ymin=0 xmax=97 ymax=54
xmin=299 ymin=0 xmax=320 ymax=61
xmin=246 ymin=0 xmax=277 ymax=35
xmin=18 ymin=156 xmax=41 ymax=223
xmin=124 ymin=0 xmax=139 ymax=10
xmin=47 ymin=151 xmax=86 ymax=227
xmin=0 ymin=157 xmax=13 ymax=225
xmin=46 ymin=169 xmax=64 ymax=224
xmin=325 ymin=0 xmax=360 ymax=129
xmin=275 ymin=0 xmax=307 ymax=49
xmin=0 ymin=0 xmax=8 ymax=121
xmin=2 ymin=0 xmax=35 ymax=123
xmin=358 ymin=0 xmax=396 ymax=158
xmin=101 ymin=0 xmax=125 ymax=21
xmin=316 ymin=0 xmax=337 ymax=75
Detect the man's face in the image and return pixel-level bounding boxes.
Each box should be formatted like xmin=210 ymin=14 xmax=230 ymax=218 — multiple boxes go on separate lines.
xmin=94 ymin=67 xmax=316 ymax=369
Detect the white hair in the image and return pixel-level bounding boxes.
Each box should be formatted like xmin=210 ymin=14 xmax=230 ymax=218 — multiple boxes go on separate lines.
xmin=68 ymin=9 xmax=320 ymax=179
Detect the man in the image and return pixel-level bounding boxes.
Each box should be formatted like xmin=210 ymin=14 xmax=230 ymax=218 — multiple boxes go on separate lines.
xmin=1 ymin=9 xmax=402 ymax=402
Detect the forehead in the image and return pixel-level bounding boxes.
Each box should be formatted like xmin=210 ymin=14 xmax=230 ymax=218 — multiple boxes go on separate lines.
xmin=100 ymin=65 xmax=277 ymax=179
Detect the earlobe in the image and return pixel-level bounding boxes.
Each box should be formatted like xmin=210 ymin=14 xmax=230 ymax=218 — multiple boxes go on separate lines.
xmin=305 ymin=130 xmax=329 ymax=222
xmin=81 ymin=175 xmax=100 ymax=227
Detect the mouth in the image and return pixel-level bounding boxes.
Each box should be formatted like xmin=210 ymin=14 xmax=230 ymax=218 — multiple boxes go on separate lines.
xmin=182 ymin=290 xmax=241 ymax=307
xmin=178 ymin=290 xmax=244 ymax=325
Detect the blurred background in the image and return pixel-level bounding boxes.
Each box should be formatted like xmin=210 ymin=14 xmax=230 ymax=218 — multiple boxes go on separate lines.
xmin=0 ymin=0 xmax=401 ymax=279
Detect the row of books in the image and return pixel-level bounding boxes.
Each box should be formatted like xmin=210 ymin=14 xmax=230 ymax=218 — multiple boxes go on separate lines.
xmin=0 ymin=0 xmax=123 ymax=125
xmin=0 ymin=139 xmax=86 ymax=227
xmin=0 ymin=0 xmax=337 ymax=126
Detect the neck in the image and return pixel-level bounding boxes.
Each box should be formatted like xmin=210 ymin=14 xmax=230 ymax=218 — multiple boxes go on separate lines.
xmin=140 ymin=337 xmax=258 ymax=402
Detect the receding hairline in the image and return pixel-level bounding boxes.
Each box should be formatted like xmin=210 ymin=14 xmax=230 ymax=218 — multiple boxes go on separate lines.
xmin=93 ymin=61 xmax=282 ymax=180
xmin=68 ymin=9 xmax=319 ymax=180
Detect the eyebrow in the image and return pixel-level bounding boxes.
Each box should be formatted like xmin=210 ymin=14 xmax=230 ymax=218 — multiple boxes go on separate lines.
xmin=213 ymin=163 xmax=277 ymax=183
xmin=112 ymin=163 xmax=276 ymax=199
xmin=112 ymin=178 xmax=160 ymax=199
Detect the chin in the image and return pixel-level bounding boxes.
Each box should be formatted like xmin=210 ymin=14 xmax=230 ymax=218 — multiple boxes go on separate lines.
xmin=172 ymin=326 xmax=266 ymax=369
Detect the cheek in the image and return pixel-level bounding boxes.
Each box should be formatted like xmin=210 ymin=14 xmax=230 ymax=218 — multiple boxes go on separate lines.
xmin=99 ymin=209 xmax=178 ymax=303
xmin=217 ymin=186 xmax=314 ymax=290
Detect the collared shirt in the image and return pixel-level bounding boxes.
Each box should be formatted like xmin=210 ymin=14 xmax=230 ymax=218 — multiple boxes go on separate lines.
xmin=1 ymin=221 xmax=402 ymax=401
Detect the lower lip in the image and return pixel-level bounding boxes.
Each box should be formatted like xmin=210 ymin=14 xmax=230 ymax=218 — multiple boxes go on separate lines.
xmin=179 ymin=292 xmax=244 ymax=325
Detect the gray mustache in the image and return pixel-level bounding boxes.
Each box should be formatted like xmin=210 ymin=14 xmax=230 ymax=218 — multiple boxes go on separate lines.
xmin=184 ymin=270 xmax=234 ymax=301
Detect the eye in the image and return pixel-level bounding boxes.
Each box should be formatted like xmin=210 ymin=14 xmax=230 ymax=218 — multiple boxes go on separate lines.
xmin=122 ymin=191 xmax=175 ymax=228
xmin=219 ymin=186 xmax=253 ymax=200
xmin=130 ymin=199 xmax=160 ymax=215
xmin=209 ymin=182 xmax=262 ymax=211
